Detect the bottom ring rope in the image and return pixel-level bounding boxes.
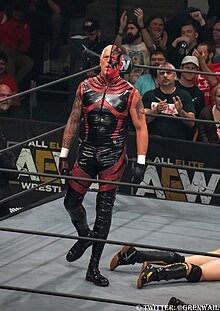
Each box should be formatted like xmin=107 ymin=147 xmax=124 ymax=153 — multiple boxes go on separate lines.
xmin=0 ymin=226 xmax=220 ymax=259
xmin=0 ymin=284 xmax=139 ymax=307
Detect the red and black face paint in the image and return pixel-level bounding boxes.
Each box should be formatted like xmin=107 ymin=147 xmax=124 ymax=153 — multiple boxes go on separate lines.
xmin=100 ymin=45 xmax=123 ymax=80
xmin=109 ymin=45 xmax=123 ymax=69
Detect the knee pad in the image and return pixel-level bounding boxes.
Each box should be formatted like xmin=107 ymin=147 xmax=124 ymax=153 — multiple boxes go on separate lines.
xmin=186 ymin=264 xmax=202 ymax=282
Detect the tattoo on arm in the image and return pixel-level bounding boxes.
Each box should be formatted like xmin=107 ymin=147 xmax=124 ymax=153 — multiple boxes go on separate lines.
xmin=135 ymin=97 xmax=145 ymax=120
xmin=62 ymin=92 xmax=82 ymax=148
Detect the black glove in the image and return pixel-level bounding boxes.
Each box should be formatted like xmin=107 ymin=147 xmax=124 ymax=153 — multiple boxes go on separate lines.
xmin=59 ymin=157 xmax=70 ymax=175
xmin=131 ymin=163 xmax=146 ymax=185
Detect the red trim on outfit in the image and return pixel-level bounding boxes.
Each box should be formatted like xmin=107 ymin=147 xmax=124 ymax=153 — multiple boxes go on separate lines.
xmin=83 ymin=100 xmax=102 ymax=113
xmin=69 ymin=161 xmax=93 ymax=194
xmin=112 ymin=119 xmax=122 ymax=140
xmin=104 ymin=100 xmax=129 ymax=118
xmin=99 ymin=148 xmax=126 ymax=191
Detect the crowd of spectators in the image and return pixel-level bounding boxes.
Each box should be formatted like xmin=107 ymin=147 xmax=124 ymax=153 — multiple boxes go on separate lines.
xmin=112 ymin=3 xmax=220 ymax=145
xmin=0 ymin=1 xmax=219 ymax=144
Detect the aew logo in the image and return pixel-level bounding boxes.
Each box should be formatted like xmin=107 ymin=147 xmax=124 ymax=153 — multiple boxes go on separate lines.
xmin=137 ymin=159 xmax=220 ymax=205
xmin=15 ymin=140 xmax=64 ymax=193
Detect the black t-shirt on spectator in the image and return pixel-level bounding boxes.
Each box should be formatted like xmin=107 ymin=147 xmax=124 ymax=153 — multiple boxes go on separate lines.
xmin=142 ymin=87 xmax=195 ymax=140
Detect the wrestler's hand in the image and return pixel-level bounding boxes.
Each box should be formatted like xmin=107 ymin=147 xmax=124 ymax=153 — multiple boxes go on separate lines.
xmin=59 ymin=157 xmax=70 ymax=176
xmin=131 ymin=163 xmax=146 ymax=184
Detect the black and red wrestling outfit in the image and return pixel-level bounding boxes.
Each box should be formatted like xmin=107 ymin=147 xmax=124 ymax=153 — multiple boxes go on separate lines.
xmin=64 ymin=73 xmax=136 ymax=281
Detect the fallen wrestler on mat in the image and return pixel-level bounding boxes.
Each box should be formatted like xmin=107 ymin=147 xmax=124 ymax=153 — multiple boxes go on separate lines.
xmin=110 ymin=246 xmax=220 ymax=288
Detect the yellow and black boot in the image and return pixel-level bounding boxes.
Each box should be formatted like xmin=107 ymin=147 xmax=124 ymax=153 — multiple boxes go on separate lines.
xmin=110 ymin=246 xmax=185 ymax=271
xmin=137 ymin=262 xmax=190 ymax=288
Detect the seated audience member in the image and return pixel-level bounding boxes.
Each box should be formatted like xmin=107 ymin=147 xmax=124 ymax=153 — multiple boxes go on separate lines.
xmin=63 ymin=18 xmax=108 ymax=77
xmin=143 ymin=62 xmax=195 ymax=140
xmin=211 ymin=21 xmax=220 ymax=63
xmin=167 ymin=9 xmax=212 ymax=69
xmin=145 ymin=14 xmax=168 ymax=51
xmin=197 ymin=84 xmax=220 ymax=144
xmin=134 ymin=49 xmax=167 ymax=96
xmin=0 ymin=84 xmax=21 ymax=118
xmin=0 ymin=127 xmax=18 ymax=218
xmin=0 ymin=51 xmax=19 ymax=106
xmin=0 ymin=51 xmax=17 ymax=92
xmin=193 ymin=41 xmax=220 ymax=106
xmin=115 ymin=8 xmax=154 ymax=83
xmin=0 ymin=1 xmax=33 ymax=88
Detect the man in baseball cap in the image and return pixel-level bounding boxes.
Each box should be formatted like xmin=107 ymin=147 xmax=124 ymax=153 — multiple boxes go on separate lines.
xmin=83 ymin=18 xmax=100 ymax=33
xmin=176 ymin=54 xmax=204 ymax=140
xmin=63 ymin=18 xmax=108 ymax=76
xmin=181 ymin=55 xmax=199 ymax=67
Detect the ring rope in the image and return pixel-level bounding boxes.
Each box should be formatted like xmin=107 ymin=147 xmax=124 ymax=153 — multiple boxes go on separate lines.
xmin=135 ymin=63 xmax=220 ymax=77
xmin=0 ymin=284 xmax=140 ymax=307
xmin=1 ymin=131 xmax=219 ymax=179
xmin=0 ymin=124 xmax=65 ymax=154
xmin=0 ymin=65 xmax=100 ymax=104
xmin=0 ymin=178 xmax=59 ymax=206
xmin=0 ymin=168 xmax=219 ymax=207
xmin=131 ymin=159 xmax=220 ymax=175
xmin=1 ymin=112 xmax=219 ymax=155
xmin=0 ymin=226 xmax=220 ymax=259
xmin=1 ymin=153 xmax=219 ymax=206
xmin=0 ymin=62 xmax=220 ymax=106
xmin=145 ymin=112 xmax=220 ymax=125
xmin=80 ymin=47 xmax=220 ymax=77
xmin=1 ymin=153 xmax=220 ymax=176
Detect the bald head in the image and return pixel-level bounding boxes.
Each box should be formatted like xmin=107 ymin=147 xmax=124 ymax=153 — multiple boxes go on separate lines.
xmin=0 ymin=84 xmax=12 ymax=111
xmin=0 ymin=84 xmax=12 ymax=93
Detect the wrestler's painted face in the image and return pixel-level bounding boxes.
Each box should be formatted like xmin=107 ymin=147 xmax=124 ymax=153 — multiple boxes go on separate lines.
xmin=100 ymin=45 xmax=122 ymax=80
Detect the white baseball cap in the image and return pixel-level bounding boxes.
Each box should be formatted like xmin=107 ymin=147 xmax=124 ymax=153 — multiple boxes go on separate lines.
xmin=181 ymin=55 xmax=199 ymax=67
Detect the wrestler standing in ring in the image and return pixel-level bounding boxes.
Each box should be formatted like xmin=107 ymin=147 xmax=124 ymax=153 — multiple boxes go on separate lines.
xmin=59 ymin=44 xmax=148 ymax=286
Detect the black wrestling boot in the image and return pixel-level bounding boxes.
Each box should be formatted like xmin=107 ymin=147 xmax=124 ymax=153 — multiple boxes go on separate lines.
xmin=64 ymin=193 xmax=94 ymax=262
xmin=86 ymin=191 xmax=115 ymax=287
xmin=110 ymin=246 xmax=185 ymax=271
xmin=86 ymin=255 xmax=109 ymax=287
xmin=168 ymin=297 xmax=190 ymax=309
xmin=66 ymin=229 xmax=94 ymax=262
xmin=137 ymin=262 xmax=189 ymax=289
